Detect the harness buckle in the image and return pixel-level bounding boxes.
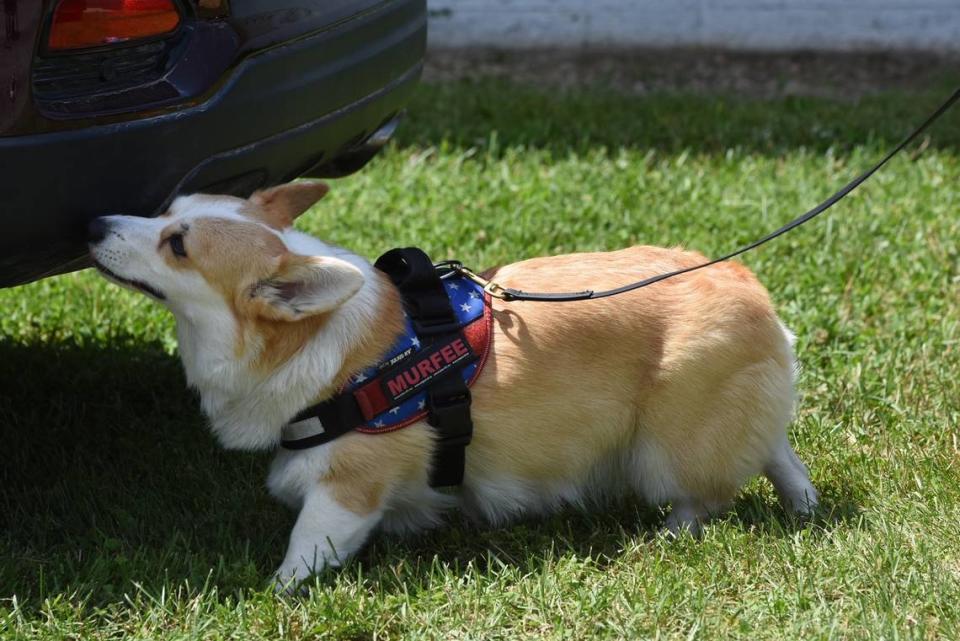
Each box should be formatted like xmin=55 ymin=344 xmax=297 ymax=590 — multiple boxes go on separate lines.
xmin=412 ymin=317 xmax=462 ymax=336
xmin=436 ymin=432 xmax=473 ymax=448
xmin=427 ymin=388 xmax=473 ymax=446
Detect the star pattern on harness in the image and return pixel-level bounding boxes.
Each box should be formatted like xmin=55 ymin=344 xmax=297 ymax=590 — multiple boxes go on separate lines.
xmin=283 ymin=267 xmax=492 ymax=451
xmin=341 ymin=275 xmax=486 ymax=433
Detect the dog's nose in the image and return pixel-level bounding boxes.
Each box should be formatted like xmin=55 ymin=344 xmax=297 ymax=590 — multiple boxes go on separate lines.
xmin=87 ymin=218 xmax=109 ymax=244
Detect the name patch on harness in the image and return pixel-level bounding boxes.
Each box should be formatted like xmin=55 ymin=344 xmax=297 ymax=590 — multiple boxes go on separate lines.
xmin=382 ymin=336 xmax=476 ymax=403
xmin=283 ymin=272 xmax=492 ymax=439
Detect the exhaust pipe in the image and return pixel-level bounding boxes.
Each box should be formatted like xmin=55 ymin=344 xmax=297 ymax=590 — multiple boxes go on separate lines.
xmin=307 ymin=115 xmax=402 ymax=178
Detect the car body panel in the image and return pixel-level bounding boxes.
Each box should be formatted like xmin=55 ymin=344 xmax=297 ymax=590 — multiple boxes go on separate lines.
xmin=0 ymin=0 xmax=426 ymax=287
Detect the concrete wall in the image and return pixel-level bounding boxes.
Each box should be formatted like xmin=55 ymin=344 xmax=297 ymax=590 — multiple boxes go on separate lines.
xmin=428 ymin=1 xmax=960 ymax=51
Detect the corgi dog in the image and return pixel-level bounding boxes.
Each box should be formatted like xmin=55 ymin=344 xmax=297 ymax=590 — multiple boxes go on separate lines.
xmin=87 ymin=180 xmax=818 ymax=589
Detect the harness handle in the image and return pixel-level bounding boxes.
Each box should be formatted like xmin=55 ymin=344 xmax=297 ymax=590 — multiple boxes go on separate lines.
xmin=448 ymin=86 xmax=960 ymax=303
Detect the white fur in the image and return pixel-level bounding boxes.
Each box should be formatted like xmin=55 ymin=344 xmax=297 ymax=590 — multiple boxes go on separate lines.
xmin=92 ymin=198 xmax=388 ymax=452
xmin=274 ymin=483 xmax=383 ymax=588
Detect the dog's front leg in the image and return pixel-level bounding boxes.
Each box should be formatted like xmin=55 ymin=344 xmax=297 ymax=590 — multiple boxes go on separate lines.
xmin=273 ymin=482 xmax=382 ymax=592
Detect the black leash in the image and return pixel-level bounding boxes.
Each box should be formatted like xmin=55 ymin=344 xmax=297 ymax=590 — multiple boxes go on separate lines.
xmin=447 ymin=87 xmax=960 ymax=302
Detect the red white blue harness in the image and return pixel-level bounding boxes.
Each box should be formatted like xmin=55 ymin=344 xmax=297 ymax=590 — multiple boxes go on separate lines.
xmin=280 ymin=248 xmax=493 ymax=487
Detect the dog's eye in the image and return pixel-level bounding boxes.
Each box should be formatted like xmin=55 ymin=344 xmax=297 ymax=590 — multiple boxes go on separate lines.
xmin=168 ymin=233 xmax=187 ymax=258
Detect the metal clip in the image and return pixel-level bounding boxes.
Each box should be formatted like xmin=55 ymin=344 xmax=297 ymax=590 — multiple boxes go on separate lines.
xmin=433 ymin=260 xmax=463 ymax=280
xmin=482 ymin=280 xmax=514 ymax=301
xmin=435 ymin=261 xmax=514 ymax=300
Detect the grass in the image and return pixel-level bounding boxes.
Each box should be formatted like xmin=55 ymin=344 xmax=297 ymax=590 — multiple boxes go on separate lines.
xmin=2 ymin=72 xmax=960 ymax=639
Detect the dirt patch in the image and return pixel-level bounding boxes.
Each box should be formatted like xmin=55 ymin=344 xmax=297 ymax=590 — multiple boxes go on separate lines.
xmin=424 ymin=48 xmax=959 ymax=100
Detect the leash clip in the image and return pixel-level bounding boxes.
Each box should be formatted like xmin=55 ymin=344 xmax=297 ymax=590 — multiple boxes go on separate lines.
xmin=434 ymin=260 xmax=514 ymax=300
xmin=482 ymin=280 xmax=514 ymax=301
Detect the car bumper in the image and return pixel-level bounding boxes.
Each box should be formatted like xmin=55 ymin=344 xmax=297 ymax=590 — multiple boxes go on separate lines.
xmin=0 ymin=0 xmax=425 ymax=287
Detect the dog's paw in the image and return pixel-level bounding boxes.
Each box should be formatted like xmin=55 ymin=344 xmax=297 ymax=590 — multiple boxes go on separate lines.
xmin=271 ymin=567 xmax=311 ymax=596
xmin=660 ymin=500 xmax=719 ymax=539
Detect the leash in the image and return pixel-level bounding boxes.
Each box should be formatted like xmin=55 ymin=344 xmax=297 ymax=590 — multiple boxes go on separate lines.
xmin=441 ymin=87 xmax=960 ymax=302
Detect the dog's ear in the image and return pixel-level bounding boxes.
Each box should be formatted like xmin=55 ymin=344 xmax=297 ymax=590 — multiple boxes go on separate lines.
xmin=248 ymin=254 xmax=364 ymax=321
xmin=249 ymin=180 xmax=329 ymax=229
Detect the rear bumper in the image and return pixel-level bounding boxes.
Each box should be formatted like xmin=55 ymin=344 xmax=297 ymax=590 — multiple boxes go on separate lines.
xmin=0 ymin=0 xmax=425 ymax=287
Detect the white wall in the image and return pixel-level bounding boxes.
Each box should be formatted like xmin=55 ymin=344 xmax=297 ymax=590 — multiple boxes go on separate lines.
xmin=428 ymin=1 xmax=960 ymax=51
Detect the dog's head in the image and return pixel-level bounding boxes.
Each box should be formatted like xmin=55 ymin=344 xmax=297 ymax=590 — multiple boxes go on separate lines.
xmin=87 ymin=181 xmax=365 ymax=325
xmin=88 ymin=181 xmax=396 ymax=450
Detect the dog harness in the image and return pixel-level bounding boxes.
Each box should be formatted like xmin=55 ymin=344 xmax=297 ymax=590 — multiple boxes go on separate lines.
xmin=280 ymin=248 xmax=493 ymax=487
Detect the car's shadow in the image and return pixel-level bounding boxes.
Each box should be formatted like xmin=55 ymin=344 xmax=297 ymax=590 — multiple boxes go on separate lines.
xmin=0 ymin=336 xmax=865 ymax=607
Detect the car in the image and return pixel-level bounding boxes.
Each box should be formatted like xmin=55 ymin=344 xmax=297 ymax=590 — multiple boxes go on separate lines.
xmin=0 ymin=0 xmax=426 ymax=287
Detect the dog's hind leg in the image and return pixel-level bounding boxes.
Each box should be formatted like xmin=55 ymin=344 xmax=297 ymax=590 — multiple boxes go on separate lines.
xmin=662 ymin=498 xmax=727 ymax=537
xmin=629 ymin=439 xmax=729 ymax=536
xmin=763 ymin=435 xmax=818 ymax=515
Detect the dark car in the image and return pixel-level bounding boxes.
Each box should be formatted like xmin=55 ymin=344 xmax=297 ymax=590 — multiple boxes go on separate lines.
xmin=0 ymin=0 xmax=426 ymax=287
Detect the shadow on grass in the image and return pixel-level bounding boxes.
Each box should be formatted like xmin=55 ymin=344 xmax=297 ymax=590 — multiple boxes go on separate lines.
xmin=0 ymin=338 xmax=290 ymax=603
xmin=353 ymin=480 xmax=864 ymax=585
xmin=0 ymin=336 xmax=864 ymax=607
xmin=397 ymin=76 xmax=960 ymax=157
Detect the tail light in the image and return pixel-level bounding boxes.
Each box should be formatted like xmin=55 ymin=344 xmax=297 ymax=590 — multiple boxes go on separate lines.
xmin=48 ymin=0 xmax=181 ymax=52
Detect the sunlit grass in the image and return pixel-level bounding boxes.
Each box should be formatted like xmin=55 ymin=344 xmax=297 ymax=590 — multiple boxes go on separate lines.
xmin=2 ymin=78 xmax=959 ymax=640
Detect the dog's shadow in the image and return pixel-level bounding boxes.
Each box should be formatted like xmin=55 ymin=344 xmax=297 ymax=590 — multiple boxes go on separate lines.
xmin=354 ymin=483 xmax=862 ymax=586
xmin=0 ymin=337 xmax=864 ymax=607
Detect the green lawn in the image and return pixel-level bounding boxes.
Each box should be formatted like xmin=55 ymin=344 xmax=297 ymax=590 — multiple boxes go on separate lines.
xmin=2 ymin=74 xmax=960 ymax=640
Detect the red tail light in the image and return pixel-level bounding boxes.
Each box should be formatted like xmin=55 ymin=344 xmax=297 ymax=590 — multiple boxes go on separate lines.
xmin=48 ymin=0 xmax=181 ymax=51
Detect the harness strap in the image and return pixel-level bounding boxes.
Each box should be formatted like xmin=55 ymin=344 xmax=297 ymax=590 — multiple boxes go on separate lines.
xmin=375 ymin=248 xmax=474 ymax=487
xmin=282 ymin=394 xmax=362 ymax=450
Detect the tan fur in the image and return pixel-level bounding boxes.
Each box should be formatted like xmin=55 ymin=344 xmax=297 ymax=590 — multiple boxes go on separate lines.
xmin=247 ymin=181 xmax=329 ymax=230
xmin=249 ymin=313 xmax=332 ymax=373
xmin=325 ymin=426 xmax=434 ymax=515
xmin=325 ymin=246 xmax=794 ymax=509
xmin=165 ymin=216 xmax=286 ymax=293
xmin=326 ymin=271 xmax=405 ymax=390
xmin=163 ymin=211 xmax=793 ymax=514
xmin=244 ymin=268 xmax=403 ymax=382
xmin=159 ymin=217 xmax=354 ymax=368
xmin=258 ymin=270 xmax=404 ymax=392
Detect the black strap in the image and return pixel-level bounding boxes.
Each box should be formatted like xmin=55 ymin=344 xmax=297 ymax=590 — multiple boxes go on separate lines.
xmin=489 ymin=86 xmax=960 ymax=302
xmin=375 ymin=248 xmax=464 ymax=336
xmin=376 ymin=248 xmax=474 ymax=487
xmin=280 ymin=394 xmax=364 ymax=450
xmin=425 ymin=374 xmax=473 ymax=486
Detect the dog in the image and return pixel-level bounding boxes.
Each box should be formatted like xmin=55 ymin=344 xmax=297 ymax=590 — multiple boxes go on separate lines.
xmin=87 ymin=180 xmax=818 ymax=589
